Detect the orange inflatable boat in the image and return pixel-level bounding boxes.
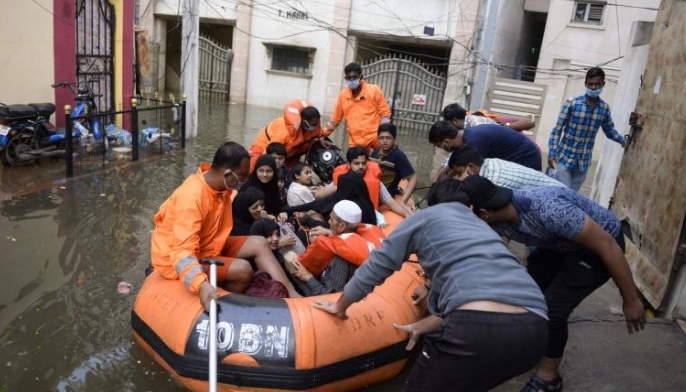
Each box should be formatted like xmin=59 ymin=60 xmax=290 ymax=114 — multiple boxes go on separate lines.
xmin=132 ymin=212 xmax=426 ymax=391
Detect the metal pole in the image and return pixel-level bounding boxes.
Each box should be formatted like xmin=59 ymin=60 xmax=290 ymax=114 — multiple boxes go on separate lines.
xmin=131 ymin=98 xmax=139 ymax=161
xmin=200 ymin=258 xmax=224 ymax=392
xmin=391 ymin=59 xmax=402 ymax=122
xmin=65 ymin=105 xmax=73 ymax=178
xmin=181 ymin=96 xmax=187 ymax=149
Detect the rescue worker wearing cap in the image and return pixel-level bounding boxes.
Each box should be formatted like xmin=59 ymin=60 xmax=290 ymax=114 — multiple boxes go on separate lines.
xmin=151 ymin=142 xmax=301 ymax=312
xmin=249 ymin=100 xmax=329 ymax=172
xmin=326 ymin=63 xmax=392 ymax=150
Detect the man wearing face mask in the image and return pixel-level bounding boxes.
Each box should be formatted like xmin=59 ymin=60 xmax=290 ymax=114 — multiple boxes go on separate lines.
xmin=548 ymin=67 xmax=626 ymax=191
xmin=151 ymin=142 xmax=301 ymax=313
xmin=326 ymin=63 xmax=392 ymax=149
xmin=249 ymin=100 xmax=328 ymax=171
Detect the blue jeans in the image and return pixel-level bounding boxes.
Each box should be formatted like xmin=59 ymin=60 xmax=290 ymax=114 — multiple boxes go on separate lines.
xmin=555 ymin=165 xmax=587 ymax=191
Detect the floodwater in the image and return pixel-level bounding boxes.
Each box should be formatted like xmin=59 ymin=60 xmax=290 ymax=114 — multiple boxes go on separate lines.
xmin=0 ymin=101 xmax=440 ymax=391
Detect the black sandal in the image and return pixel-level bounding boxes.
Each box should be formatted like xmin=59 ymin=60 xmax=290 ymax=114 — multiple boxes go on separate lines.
xmin=518 ymin=374 xmax=563 ymax=392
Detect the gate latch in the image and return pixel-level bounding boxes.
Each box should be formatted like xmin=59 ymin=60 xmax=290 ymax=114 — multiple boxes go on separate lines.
xmin=625 ymin=111 xmax=644 ymax=147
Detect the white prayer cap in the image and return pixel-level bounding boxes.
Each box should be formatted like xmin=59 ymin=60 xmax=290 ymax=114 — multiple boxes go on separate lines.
xmin=333 ymin=200 xmax=362 ymax=224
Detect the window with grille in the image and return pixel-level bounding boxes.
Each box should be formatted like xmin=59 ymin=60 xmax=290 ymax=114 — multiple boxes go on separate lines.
xmin=573 ymin=2 xmax=605 ymax=25
xmin=268 ymin=46 xmax=313 ymax=75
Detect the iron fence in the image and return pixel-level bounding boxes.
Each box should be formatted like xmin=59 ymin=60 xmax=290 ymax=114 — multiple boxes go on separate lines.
xmin=64 ymin=98 xmax=186 ymax=178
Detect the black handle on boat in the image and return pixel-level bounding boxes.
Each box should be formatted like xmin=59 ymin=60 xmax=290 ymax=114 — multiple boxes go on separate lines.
xmin=200 ymin=258 xmax=226 ymax=267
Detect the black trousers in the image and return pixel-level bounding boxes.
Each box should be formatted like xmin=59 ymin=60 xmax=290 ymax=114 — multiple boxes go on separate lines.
xmin=527 ymin=235 xmax=623 ymax=358
xmin=404 ymin=310 xmax=548 ymax=392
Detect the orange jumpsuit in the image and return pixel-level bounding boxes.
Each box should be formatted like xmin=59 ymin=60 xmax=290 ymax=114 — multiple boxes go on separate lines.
xmin=151 ymin=164 xmax=241 ymax=294
xmin=332 ymin=162 xmax=383 ymax=210
xmin=249 ymin=100 xmax=329 ymax=171
xmin=328 ymin=80 xmax=392 ymax=149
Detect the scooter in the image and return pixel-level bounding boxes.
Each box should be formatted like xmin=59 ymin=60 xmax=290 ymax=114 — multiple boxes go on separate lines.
xmin=0 ymin=103 xmax=46 ymax=166
xmin=0 ymin=81 xmax=107 ymax=167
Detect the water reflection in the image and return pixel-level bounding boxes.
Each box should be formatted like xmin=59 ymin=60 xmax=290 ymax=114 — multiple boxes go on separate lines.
xmin=0 ymin=102 xmax=439 ymax=391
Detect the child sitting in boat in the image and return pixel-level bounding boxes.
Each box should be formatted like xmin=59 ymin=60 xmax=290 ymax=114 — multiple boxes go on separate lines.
xmin=287 ymin=162 xmax=318 ymax=207
xmin=283 ymin=200 xmax=384 ymax=296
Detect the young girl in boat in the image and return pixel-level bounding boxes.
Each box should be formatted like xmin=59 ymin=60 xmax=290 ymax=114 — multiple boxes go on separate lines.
xmin=287 ymin=162 xmax=318 ymax=207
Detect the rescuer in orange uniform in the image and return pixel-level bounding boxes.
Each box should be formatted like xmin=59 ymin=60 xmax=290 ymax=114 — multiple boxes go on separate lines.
xmin=326 ymin=63 xmax=392 ymax=149
xmin=249 ymin=100 xmax=329 ymax=172
xmin=329 ymin=146 xmax=412 ymax=218
xmin=151 ymin=142 xmax=300 ymax=311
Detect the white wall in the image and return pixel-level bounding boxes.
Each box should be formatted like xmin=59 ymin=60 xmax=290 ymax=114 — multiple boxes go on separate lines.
xmin=154 ymin=0 xmax=237 ymax=20
xmin=534 ymin=0 xmax=659 ymax=154
xmin=244 ymin=0 xmax=336 ymax=109
xmin=349 ymin=0 xmax=454 ymax=37
xmin=0 ymin=1 xmax=55 ymax=107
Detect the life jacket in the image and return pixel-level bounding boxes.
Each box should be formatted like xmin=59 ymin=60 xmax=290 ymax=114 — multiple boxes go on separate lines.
xmin=300 ymin=232 xmax=377 ymax=277
xmin=356 ymin=223 xmax=385 ymax=247
xmin=331 ymin=161 xmax=382 ymax=210
xmin=467 ymin=108 xmax=501 ymax=122
xmin=248 ymin=99 xmax=324 ymax=171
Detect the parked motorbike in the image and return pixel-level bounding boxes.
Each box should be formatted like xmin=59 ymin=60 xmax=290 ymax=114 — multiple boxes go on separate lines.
xmin=0 ymin=103 xmax=45 ymax=166
xmin=0 ymin=81 xmax=107 ymax=167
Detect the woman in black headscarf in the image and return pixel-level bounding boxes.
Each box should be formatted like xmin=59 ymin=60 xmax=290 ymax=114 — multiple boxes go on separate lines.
xmin=282 ymin=171 xmax=376 ymax=225
xmin=231 ymin=187 xmax=267 ymax=236
xmin=242 ymin=155 xmax=284 ymax=218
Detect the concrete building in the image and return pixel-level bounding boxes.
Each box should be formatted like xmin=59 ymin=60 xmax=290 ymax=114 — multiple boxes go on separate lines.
xmin=137 ymin=0 xmax=481 ymax=115
xmin=0 ymin=0 xmax=136 ymax=127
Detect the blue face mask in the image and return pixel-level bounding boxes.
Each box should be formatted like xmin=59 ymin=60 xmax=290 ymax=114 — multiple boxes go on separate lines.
xmin=345 ymin=78 xmax=360 ymax=89
xmin=585 ymin=87 xmax=602 ymax=98
xmin=302 ymin=121 xmax=318 ymax=132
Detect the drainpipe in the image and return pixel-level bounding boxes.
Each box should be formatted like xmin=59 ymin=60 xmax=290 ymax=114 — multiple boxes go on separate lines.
xmin=470 ymin=0 xmax=499 ymax=110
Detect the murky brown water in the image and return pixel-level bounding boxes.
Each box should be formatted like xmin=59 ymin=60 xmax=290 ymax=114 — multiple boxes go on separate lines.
xmin=0 ymin=101 xmax=439 ymax=392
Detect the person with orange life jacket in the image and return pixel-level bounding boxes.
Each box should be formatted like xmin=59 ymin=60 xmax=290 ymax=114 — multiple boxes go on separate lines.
xmin=249 ymin=100 xmax=329 ymax=172
xmin=321 ymin=146 xmax=412 ymax=218
xmin=326 ymin=63 xmax=392 ymax=150
xmin=150 ymin=142 xmax=301 ymax=312
xmin=283 ymin=200 xmax=385 ymax=296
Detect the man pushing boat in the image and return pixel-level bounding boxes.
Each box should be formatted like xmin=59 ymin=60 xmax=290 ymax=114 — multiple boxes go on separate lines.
xmin=313 ymin=178 xmax=549 ymax=391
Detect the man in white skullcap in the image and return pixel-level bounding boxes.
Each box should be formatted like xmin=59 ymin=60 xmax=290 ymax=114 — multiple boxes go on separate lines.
xmin=284 ymin=200 xmax=382 ymax=295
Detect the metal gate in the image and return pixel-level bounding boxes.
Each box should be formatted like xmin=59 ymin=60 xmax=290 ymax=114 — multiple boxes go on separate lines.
xmin=76 ymin=0 xmax=115 ymax=113
xmin=485 ymin=78 xmax=548 ymax=137
xmin=199 ymin=36 xmax=233 ymax=100
xmin=362 ymin=55 xmax=447 ymax=132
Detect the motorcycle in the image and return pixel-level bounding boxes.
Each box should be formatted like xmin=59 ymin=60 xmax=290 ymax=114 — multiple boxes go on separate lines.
xmin=0 ymin=81 xmax=107 ymax=167
xmin=0 ymin=103 xmax=46 ymax=167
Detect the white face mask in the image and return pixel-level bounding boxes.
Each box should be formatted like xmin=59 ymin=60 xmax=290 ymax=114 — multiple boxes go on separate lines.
xmin=224 ymin=171 xmax=244 ymax=190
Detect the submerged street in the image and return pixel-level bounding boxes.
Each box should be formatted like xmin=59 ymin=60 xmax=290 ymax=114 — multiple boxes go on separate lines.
xmin=1 ymin=102 xmax=685 ymax=391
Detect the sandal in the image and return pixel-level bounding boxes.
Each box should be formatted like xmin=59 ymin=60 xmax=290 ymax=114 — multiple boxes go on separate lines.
xmin=518 ymin=374 xmax=563 ymax=392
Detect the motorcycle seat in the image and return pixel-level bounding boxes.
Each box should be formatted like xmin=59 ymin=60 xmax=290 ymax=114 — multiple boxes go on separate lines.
xmin=29 ymin=103 xmax=56 ymax=117
xmin=0 ymin=104 xmax=37 ymax=120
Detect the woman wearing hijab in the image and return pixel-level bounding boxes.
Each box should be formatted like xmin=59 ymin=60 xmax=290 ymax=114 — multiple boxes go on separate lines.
xmin=282 ymin=171 xmax=377 ymax=225
xmin=242 ymin=155 xmax=287 ymax=222
xmin=231 ymin=187 xmax=267 ymax=236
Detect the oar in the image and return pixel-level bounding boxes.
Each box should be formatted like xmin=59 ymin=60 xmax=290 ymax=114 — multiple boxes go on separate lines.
xmin=201 ymin=259 xmax=225 ymax=392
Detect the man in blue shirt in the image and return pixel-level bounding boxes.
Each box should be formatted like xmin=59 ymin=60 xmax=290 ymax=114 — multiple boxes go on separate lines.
xmin=548 ymin=67 xmax=626 ymax=191
xmin=461 ymin=176 xmax=646 ymax=392
xmin=429 ymin=120 xmax=542 ymax=173
xmin=371 ymin=123 xmax=417 ymax=205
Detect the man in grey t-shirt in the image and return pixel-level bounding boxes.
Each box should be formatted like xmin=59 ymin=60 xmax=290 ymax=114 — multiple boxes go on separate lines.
xmin=313 ymin=179 xmax=548 ymax=392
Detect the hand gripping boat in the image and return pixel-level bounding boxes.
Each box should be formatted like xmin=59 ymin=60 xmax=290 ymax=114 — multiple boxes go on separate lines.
xmin=131 ymin=212 xmax=427 ymax=391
